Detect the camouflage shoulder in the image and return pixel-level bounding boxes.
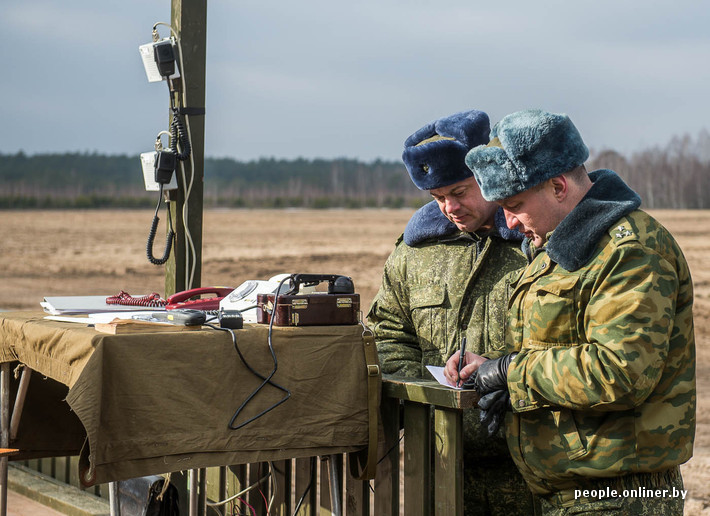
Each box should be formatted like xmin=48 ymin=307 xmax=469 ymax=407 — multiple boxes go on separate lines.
xmin=607 ymin=212 xmax=642 ymax=247
xmin=383 ymin=233 xmax=407 ymax=263
xmin=393 ymin=230 xmax=453 ymax=253
xmin=619 ymin=210 xmax=690 ymax=268
xmin=381 ymin=233 xmax=414 ymax=278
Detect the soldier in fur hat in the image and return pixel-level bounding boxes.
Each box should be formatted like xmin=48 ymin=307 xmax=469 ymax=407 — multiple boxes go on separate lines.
xmin=446 ymin=109 xmax=695 ymax=515
xmin=368 ymin=109 xmax=536 ymax=515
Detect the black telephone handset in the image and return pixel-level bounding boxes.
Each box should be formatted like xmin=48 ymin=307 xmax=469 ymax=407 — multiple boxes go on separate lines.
xmin=289 ymin=274 xmax=355 ymax=294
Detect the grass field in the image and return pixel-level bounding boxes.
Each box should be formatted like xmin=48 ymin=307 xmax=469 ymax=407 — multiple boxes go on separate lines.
xmin=1 ymin=208 xmax=709 ymax=514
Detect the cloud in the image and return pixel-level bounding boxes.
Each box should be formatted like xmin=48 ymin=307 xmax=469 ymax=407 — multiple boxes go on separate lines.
xmin=0 ymin=0 xmax=708 ymax=160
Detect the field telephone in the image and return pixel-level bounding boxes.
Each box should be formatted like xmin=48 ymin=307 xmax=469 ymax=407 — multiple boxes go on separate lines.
xmin=160 ymin=274 xmax=322 ymax=324
xmin=219 ymin=274 xmax=317 ymax=323
xmin=256 ymin=274 xmax=360 ymax=326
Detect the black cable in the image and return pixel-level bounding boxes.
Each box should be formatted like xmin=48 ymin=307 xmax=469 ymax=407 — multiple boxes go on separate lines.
xmin=146 ymin=183 xmax=174 ymax=265
xmin=292 ymin=457 xmax=316 ymax=516
xmin=205 ymin=323 xmax=291 ymax=430
xmin=204 ymin=278 xmax=293 ymax=429
xmin=226 ymin=275 xmax=293 ymax=429
xmin=170 ymin=107 xmax=191 ymax=161
xmin=165 ymin=77 xmax=191 ymax=162
xmin=378 ymin=432 xmax=405 ymax=465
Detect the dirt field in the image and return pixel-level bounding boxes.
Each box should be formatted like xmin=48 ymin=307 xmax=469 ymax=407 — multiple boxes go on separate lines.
xmin=1 ymin=208 xmax=709 ymax=514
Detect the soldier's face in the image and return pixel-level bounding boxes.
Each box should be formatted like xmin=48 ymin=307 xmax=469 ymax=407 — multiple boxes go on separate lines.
xmin=430 ymin=177 xmax=498 ymax=233
xmin=499 ymin=181 xmax=564 ymax=247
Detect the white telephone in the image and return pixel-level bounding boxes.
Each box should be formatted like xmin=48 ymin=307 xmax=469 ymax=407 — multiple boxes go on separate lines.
xmin=219 ymin=273 xmax=316 ymax=323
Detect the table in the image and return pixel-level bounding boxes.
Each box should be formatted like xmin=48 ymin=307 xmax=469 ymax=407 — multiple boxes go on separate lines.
xmin=0 ymin=312 xmax=376 ymax=515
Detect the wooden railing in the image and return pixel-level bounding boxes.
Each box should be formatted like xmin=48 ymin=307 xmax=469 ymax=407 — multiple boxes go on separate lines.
xmin=17 ymin=375 xmax=477 ymax=516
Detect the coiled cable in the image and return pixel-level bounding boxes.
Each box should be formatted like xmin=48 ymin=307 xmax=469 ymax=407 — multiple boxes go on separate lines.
xmin=106 ymin=291 xmax=167 ymax=307
xmin=170 ymin=107 xmax=191 ymax=161
xmin=146 ymin=183 xmax=175 ymax=265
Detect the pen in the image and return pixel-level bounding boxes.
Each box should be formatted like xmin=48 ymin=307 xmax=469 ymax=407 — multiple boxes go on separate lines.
xmin=457 ymin=336 xmax=467 ymax=385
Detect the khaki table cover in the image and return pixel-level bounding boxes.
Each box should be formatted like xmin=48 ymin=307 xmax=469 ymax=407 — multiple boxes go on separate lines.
xmin=0 ymin=312 xmax=372 ymax=485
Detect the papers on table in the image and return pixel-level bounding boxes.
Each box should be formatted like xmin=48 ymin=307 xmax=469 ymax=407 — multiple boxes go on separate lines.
xmin=41 ymin=296 xmax=165 ymax=315
xmin=44 ymin=312 xmax=160 ymax=325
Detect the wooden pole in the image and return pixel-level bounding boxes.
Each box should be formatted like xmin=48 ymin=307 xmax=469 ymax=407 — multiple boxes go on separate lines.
xmin=166 ymin=0 xmax=207 ymax=295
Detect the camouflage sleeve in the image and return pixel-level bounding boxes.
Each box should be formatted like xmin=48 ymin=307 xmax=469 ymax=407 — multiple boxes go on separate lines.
xmin=508 ymin=242 xmax=678 ymax=412
xmin=367 ymin=246 xmax=423 ymax=378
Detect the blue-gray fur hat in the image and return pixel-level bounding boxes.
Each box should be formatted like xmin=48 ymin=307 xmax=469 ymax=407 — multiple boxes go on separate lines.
xmin=465 ymin=109 xmax=589 ymax=201
xmin=402 ymin=109 xmax=490 ymax=190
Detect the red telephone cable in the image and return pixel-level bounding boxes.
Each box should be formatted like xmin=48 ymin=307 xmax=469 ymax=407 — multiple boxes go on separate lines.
xmin=105 ymin=291 xmax=167 ymax=307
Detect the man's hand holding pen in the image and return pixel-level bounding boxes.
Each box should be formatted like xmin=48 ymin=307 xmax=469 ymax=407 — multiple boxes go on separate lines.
xmin=444 ymin=346 xmax=488 ymax=388
xmin=444 ymin=351 xmax=519 ymax=436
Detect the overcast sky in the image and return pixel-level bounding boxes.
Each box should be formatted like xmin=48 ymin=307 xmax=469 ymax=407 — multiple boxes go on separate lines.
xmin=1 ymin=0 xmax=708 ymax=162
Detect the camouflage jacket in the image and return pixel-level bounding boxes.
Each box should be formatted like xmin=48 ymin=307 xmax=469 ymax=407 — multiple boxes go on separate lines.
xmin=368 ymin=202 xmax=526 ymax=456
xmin=505 ymin=170 xmax=696 ymax=505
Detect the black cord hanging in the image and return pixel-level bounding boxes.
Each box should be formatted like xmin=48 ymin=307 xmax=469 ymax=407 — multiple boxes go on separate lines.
xmin=146 ymin=183 xmax=175 ymax=265
xmin=170 ymin=107 xmax=191 ymax=161
xmin=207 ymin=275 xmax=293 ymax=430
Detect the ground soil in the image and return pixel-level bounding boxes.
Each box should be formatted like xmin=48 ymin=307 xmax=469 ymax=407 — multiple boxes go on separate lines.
xmin=1 ymin=208 xmax=708 ymax=514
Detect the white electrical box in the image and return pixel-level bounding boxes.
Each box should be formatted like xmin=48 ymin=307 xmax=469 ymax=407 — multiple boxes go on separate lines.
xmin=141 ymin=151 xmax=178 ymax=191
xmin=139 ymin=39 xmax=181 ymax=83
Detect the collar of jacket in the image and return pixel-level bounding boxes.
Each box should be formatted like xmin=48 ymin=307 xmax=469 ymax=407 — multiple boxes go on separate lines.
xmin=403 ymin=201 xmax=523 ymax=246
xmin=524 ymin=168 xmax=641 ymax=271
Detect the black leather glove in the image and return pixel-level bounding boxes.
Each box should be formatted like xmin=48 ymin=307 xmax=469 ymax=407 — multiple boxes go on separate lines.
xmin=477 ymin=389 xmax=511 ymax=436
xmin=462 ymin=352 xmax=517 ymax=395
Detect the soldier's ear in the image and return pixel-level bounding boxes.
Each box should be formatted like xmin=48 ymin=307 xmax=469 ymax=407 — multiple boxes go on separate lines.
xmin=550 ymin=176 xmax=568 ymax=202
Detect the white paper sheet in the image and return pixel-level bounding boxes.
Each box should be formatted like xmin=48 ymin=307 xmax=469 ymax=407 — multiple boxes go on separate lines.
xmin=44 ymin=311 xmax=158 ymax=325
xmin=426 ymin=365 xmax=462 ymax=390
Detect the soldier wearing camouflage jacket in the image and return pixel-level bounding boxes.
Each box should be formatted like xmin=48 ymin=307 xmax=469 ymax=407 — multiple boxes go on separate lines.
xmin=371 ymin=203 xmax=525 ymax=379
xmin=369 ymin=203 xmax=533 ymax=515
xmin=458 ymin=109 xmax=696 ymax=515
xmin=370 ymin=109 xmax=536 ymax=516
xmin=504 ymin=169 xmax=695 ymax=508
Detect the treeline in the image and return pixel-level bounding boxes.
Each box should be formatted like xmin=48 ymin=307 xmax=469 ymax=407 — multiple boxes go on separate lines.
xmin=203 ymin=157 xmax=426 ymax=209
xmin=1 ymin=130 xmax=709 ymax=209
xmin=587 ymin=131 xmax=710 ymax=209
xmin=0 ymin=152 xmax=428 ymax=209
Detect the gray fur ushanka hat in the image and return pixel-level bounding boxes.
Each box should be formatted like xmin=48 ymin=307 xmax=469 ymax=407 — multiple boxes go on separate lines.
xmin=402 ymin=109 xmax=490 ymax=190
xmin=465 ymin=109 xmax=589 ymax=201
